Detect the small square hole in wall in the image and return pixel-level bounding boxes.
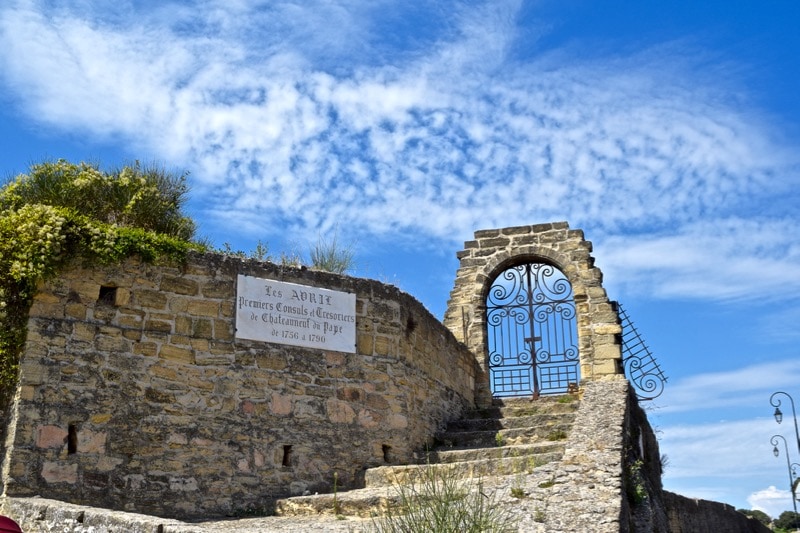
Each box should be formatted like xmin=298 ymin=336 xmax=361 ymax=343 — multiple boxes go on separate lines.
xmin=282 ymin=445 xmax=293 ymax=467
xmin=382 ymin=444 xmax=392 ymax=463
xmin=67 ymin=424 xmax=78 ymax=454
xmin=98 ymin=286 xmax=118 ymax=306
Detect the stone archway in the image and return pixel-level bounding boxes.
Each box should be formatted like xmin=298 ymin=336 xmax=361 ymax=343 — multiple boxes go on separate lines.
xmin=443 ymin=222 xmax=623 ymax=408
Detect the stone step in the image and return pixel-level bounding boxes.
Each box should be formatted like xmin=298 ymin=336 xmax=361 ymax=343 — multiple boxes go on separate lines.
xmin=274 ymin=461 xmax=561 ymax=519
xmin=445 ymin=412 xmax=576 ymax=432
xmin=425 ymin=441 xmax=565 ymax=464
xmin=435 ymin=421 xmax=573 ymax=448
xmin=464 ymin=397 xmax=580 ymax=420
xmin=364 ymin=450 xmax=562 ymax=487
xmin=273 ymin=396 xmax=580 ymax=519
xmin=274 ymin=485 xmax=397 ymax=519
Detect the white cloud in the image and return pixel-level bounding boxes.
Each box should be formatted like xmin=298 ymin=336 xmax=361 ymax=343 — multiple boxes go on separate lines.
xmin=657 ymin=415 xmax=800 ymax=514
xmin=1 ymin=0 xmax=798 ymax=303
xmin=650 ymin=360 xmax=800 ymax=512
xmin=654 ymin=359 xmax=800 ymax=415
xmin=748 ymin=486 xmax=793 ymax=519
xmin=598 ymin=218 xmax=800 ymax=302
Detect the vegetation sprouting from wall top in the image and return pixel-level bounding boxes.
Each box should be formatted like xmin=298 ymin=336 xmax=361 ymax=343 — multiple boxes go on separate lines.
xmin=0 ymin=160 xmax=201 ymax=408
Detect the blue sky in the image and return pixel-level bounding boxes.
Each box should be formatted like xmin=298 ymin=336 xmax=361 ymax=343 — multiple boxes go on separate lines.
xmin=2 ymin=0 xmax=800 ymax=517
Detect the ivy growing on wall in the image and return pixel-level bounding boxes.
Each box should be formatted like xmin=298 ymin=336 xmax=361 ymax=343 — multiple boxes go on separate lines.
xmin=0 ymin=160 xmax=202 ymax=408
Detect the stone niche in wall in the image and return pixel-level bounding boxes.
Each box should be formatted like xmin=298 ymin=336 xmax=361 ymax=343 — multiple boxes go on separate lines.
xmin=1 ymin=252 xmax=477 ymax=519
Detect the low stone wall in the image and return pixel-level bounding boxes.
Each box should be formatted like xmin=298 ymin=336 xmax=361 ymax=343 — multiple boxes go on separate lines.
xmin=663 ymin=492 xmax=770 ymax=533
xmin=531 ymin=378 xmax=665 ymax=532
xmin=1 ymin=252 xmax=477 ymax=519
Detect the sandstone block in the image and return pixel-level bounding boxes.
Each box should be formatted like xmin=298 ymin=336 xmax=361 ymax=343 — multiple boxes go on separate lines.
xmin=188 ymin=300 xmax=220 ymax=317
xmin=77 ymin=429 xmax=107 ymax=454
xmin=41 ymin=461 xmax=78 ymax=484
xmin=35 ymin=425 xmax=67 ymax=449
xmin=175 ymin=315 xmax=192 ymax=335
xmin=374 ymin=336 xmax=391 ymax=356
xmin=270 ymin=392 xmax=293 ymax=416
xmin=160 ymin=276 xmax=199 ymax=296
xmin=214 ymin=319 xmax=234 ymax=340
xmin=134 ymin=289 xmax=167 ymax=309
xmin=388 ymin=413 xmax=409 ymax=429
xmin=358 ymin=409 xmax=380 ymax=428
xmin=64 ymin=302 xmax=87 ymax=320
xmin=202 ymin=280 xmax=233 ymax=299
xmin=192 ymin=318 xmax=213 ymax=337
xmin=95 ymin=335 xmax=130 ymax=353
xmin=159 ymin=345 xmax=193 ymax=364
xmin=133 ymin=341 xmax=158 ymax=357
xmin=19 ymin=360 xmax=47 ymax=385
xmin=256 ymin=353 xmax=287 ymax=371
xmin=357 ymin=334 xmax=374 ymax=354
xmin=20 ymin=385 xmax=36 ymax=401
xmin=145 ymin=319 xmax=173 ymax=334
xmin=326 ymin=399 xmax=356 ymax=424
xmin=594 ymin=344 xmax=622 ymax=360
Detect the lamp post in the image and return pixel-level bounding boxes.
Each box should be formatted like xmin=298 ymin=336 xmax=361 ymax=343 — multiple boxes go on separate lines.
xmin=772 ymin=434 xmax=798 ymax=514
xmin=792 ymin=463 xmax=800 ymax=497
xmin=771 ymin=391 xmax=800 ymax=455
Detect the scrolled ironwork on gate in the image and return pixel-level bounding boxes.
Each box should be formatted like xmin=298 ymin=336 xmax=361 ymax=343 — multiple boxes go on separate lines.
xmin=486 ymin=263 xmax=579 ymax=397
xmin=618 ymin=304 xmax=667 ymax=400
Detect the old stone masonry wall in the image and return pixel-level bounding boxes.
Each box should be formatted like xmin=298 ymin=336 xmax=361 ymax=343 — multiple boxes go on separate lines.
xmin=1 ymin=252 xmax=477 ymax=519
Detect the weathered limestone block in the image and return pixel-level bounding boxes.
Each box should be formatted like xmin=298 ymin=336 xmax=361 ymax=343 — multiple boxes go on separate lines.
xmin=41 ymin=462 xmax=78 ymax=484
xmin=134 ymin=289 xmax=167 ymax=310
xmin=187 ymin=300 xmax=219 ymax=317
xmin=160 ymin=276 xmax=199 ymax=296
xmin=35 ymin=425 xmax=67 ymax=449
xmin=158 ymin=344 xmax=193 ymax=364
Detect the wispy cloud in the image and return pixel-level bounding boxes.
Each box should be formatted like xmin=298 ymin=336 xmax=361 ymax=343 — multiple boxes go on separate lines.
xmin=1 ymin=0 xmax=798 ymax=302
xmin=654 ymin=359 xmax=800 ymax=415
xmin=659 ymin=416 xmax=798 ymax=513
xmin=598 ymin=218 xmax=800 ymax=301
xmin=653 ymin=360 xmax=800 ymax=511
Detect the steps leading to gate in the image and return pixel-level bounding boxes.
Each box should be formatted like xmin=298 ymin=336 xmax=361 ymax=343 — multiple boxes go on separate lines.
xmin=273 ymin=394 xmax=580 ymax=518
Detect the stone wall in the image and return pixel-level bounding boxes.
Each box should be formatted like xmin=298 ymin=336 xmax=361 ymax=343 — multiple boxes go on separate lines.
xmin=663 ymin=491 xmax=771 ymax=533
xmin=535 ymin=378 xmax=763 ymax=533
xmin=0 ymin=252 xmax=477 ymax=519
xmin=443 ymin=222 xmax=623 ymax=407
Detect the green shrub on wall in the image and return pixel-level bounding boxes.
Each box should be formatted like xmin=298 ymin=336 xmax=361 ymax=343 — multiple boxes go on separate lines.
xmin=0 ymin=160 xmax=201 ymax=408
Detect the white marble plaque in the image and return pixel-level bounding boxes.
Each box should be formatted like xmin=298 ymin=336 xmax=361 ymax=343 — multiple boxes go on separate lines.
xmin=235 ymin=275 xmax=356 ymax=353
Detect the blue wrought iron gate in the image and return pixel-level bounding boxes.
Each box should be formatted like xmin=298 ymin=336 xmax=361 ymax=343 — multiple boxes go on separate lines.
xmin=486 ymin=263 xmax=579 ymax=397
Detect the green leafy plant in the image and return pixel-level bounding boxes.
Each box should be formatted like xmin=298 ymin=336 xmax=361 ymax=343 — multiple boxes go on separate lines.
xmin=309 ymin=229 xmax=354 ymax=274
xmin=545 ymin=429 xmax=567 ymax=441
xmin=510 ymin=474 xmax=527 ymax=499
xmin=370 ymin=464 xmax=517 ymax=532
xmin=625 ymin=459 xmax=648 ymax=506
xmin=537 ymin=478 xmax=555 ymax=489
xmin=219 ymin=240 xmax=272 ymax=261
xmin=0 ymin=160 xmax=200 ymax=408
xmin=494 ymin=433 xmax=506 ymax=447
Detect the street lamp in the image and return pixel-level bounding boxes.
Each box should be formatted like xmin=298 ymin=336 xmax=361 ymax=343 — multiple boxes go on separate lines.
xmin=771 ymin=392 xmax=800 ymax=455
xmin=771 ymin=434 xmax=798 ymax=514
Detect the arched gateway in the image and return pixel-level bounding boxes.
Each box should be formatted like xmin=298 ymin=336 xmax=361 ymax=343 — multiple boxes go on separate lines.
xmin=486 ymin=261 xmax=578 ymax=398
xmin=444 ymin=222 xmax=624 ymax=408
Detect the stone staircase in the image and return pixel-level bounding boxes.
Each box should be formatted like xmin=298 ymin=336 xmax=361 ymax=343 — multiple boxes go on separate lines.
xmin=273 ymin=394 xmax=580 ymax=519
